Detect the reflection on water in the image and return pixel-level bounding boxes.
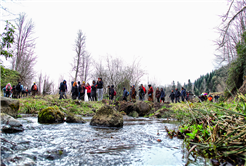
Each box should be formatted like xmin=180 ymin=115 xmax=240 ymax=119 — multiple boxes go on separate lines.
xmin=1 ymin=116 xmax=210 ymax=165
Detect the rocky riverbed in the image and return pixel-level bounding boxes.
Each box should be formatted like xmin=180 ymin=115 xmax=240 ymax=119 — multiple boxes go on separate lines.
xmin=1 ymin=116 xmax=210 ymax=166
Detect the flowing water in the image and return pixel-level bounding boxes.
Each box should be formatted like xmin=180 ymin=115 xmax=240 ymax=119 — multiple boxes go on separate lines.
xmin=1 ymin=116 xmax=210 ymax=166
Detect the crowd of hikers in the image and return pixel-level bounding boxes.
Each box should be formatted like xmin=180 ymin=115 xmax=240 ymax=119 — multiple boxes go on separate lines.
xmin=2 ymin=82 xmax=38 ymax=98
xmin=3 ymin=78 xmax=220 ymax=103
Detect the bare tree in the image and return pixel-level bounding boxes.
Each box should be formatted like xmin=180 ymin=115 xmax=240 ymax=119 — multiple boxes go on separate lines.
xmin=72 ymin=29 xmax=86 ymax=82
xmin=216 ymin=0 xmax=246 ymax=65
xmin=42 ymin=74 xmax=53 ymax=96
xmin=37 ymin=72 xmax=42 ymax=95
xmin=11 ymin=13 xmax=37 ymax=86
xmin=79 ymin=51 xmax=91 ymax=82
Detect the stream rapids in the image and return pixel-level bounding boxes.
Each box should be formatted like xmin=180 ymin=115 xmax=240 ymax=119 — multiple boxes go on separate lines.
xmin=1 ymin=116 xmax=210 ymax=166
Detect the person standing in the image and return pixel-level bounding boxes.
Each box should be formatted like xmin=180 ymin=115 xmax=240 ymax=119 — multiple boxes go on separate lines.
xmin=141 ymin=84 xmax=146 ymax=100
xmin=16 ymin=82 xmax=22 ymax=98
xmin=155 ymin=87 xmax=161 ymax=102
xmin=131 ymin=85 xmax=136 ymax=100
xmin=138 ymin=86 xmax=144 ymax=101
xmin=160 ymin=88 xmax=165 ymax=103
xmin=2 ymin=87 xmax=6 ymax=97
xmin=169 ymin=90 xmax=175 ymax=103
xmin=31 ymin=82 xmax=38 ymax=97
xmin=109 ymin=85 xmax=115 ymax=100
xmin=91 ymin=80 xmax=97 ymax=101
xmin=175 ymin=88 xmax=181 ymax=103
xmin=78 ymin=81 xmax=81 ymax=99
xmin=86 ymin=83 xmax=92 ymax=101
xmin=72 ymin=82 xmax=79 ymax=100
xmin=59 ymin=80 xmax=67 ymax=99
xmin=148 ymin=84 xmax=154 ymax=102
xmin=97 ymin=78 xmax=103 ymax=101
xmin=181 ymin=87 xmax=187 ymax=102
xmin=123 ymin=87 xmax=128 ymax=101
xmin=107 ymin=85 xmax=111 ymax=99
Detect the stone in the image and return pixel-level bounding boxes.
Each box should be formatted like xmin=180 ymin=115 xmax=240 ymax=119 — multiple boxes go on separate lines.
xmin=38 ymin=106 xmax=65 ymax=123
xmin=90 ymin=105 xmax=123 ymax=127
xmin=1 ymin=113 xmax=24 ymax=133
xmin=1 ymin=97 xmax=20 ymax=118
xmin=66 ymin=113 xmax=86 ymax=123
xmin=118 ymin=101 xmax=152 ymax=117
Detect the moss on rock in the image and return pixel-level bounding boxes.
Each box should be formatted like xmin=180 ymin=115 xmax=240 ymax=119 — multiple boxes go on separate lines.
xmin=38 ymin=106 xmax=64 ymax=123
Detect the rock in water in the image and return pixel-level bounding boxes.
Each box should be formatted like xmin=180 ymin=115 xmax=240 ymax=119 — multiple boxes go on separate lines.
xmin=90 ymin=105 xmax=123 ymax=127
xmin=38 ymin=106 xmax=65 ymax=123
xmin=66 ymin=113 xmax=86 ymax=123
xmin=1 ymin=97 xmax=20 ymax=118
xmin=1 ymin=113 xmax=24 ymax=133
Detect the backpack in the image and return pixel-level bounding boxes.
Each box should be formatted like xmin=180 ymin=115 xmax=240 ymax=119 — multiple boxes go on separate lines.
xmin=126 ymin=91 xmax=129 ymax=96
xmin=16 ymin=84 xmax=20 ymax=91
xmin=33 ymin=84 xmax=37 ymax=91
xmin=143 ymin=87 xmax=146 ymax=94
xmin=114 ymin=90 xmax=116 ymax=96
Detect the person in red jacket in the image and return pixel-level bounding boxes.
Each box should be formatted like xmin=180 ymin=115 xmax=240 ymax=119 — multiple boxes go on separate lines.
xmin=85 ymin=83 xmax=91 ymax=101
xmin=141 ymin=84 xmax=146 ymax=100
xmin=148 ymin=84 xmax=153 ymax=102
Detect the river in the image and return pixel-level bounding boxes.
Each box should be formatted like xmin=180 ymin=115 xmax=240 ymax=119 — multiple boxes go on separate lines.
xmin=1 ymin=116 xmax=210 ymax=166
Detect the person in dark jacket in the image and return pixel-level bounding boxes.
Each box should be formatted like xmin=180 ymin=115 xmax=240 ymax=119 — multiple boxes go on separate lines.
xmin=78 ymin=81 xmax=81 ymax=99
xmin=16 ymin=82 xmax=22 ymax=98
xmin=160 ymin=88 xmax=165 ymax=103
xmin=123 ymin=87 xmax=128 ymax=101
xmin=97 ymin=78 xmax=103 ymax=101
xmin=72 ymin=82 xmax=79 ymax=100
xmin=175 ymin=88 xmax=181 ymax=103
xmin=148 ymin=84 xmax=154 ymax=102
xmin=138 ymin=86 xmax=144 ymax=101
xmin=109 ymin=85 xmax=115 ymax=100
xmin=169 ymin=90 xmax=175 ymax=103
xmin=131 ymin=85 xmax=136 ymax=100
xmin=130 ymin=86 xmax=132 ymax=101
xmin=155 ymin=87 xmax=161 ymax=102
xmin=107 ymin=85 xmax=111 ymax=99
xmin=181 ymin=87 xmax=187 ymax=102
xmin=59 ymin=80 xmax=67 ymax=99
xmin=91 ymin=80 xmax=97 ymax=101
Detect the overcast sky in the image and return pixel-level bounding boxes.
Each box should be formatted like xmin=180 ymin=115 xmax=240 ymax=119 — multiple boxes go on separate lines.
xmin=1 ymin=0 xmax=229 ymax=87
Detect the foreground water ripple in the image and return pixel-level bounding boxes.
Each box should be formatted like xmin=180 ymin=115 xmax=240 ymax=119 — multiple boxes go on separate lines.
xmin=1 ymin=116 xmax=210 ymax=166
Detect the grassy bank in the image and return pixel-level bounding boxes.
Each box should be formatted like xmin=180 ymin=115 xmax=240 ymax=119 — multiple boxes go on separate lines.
xmin=18 ymin=95 xmax=104 ymax=116
xmin=165 ymin=94 xmax=246 ymax=164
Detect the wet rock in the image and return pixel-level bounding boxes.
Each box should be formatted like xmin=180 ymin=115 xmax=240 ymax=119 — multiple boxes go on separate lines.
xmin=90 ymin=105 xmax=123 ymax=127
xmin=1 ymin=97 xmax=19 ymax=118
xmin=118 ymin=101 xmax=152 ymax=117
xmin=1 ymin=113 xmax=24 ymax=133
xmin=66 ymin=113 xmax=86 ymax=123
xmin=38 ymin=106 xmax=64 ymax=123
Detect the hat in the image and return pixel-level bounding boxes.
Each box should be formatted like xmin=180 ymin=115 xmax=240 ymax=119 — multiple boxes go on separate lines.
xmin=83 ymin=81 xmax=85 ymax=84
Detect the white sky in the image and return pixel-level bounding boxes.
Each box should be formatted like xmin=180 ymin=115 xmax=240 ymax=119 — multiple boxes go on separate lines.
xmin=1 ymin=0 xmax=229 ymax=87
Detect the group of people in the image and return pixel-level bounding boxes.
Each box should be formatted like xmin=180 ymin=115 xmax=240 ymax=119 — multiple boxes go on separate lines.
xmin=123 ymin=84 xmax=166 ymax=102
xmin=63 ymin=78 xmax=104 ymax=101
xmin=199 ymin=94 xmax=220 ymax=102
xmin=2 ymin=82 xmax=38 ymax=98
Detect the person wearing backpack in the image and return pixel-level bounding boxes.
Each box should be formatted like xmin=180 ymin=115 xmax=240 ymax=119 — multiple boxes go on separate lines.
xmin=71 ymin=81 xmax=79 ymax=100
xmin=16 ymin=82 xmax=22 ymax=98
xmin=148 ymin=84 xmax=154 ymax=102
xmin=138 ymin=86 xmax=144 ymax=101
xmin=97 ymin=78 xmax=103 ymax=101
xmin=31 ymin=82 xmax=38 ymax=97
xmin=181 ymin=87 xmax=187 ymax=102
xmin=175 ymin=88 xmax=181 ymax=103
xmin=5 ymin=83 xmax=12 ymax=97
xmin=169 ymin=90 xmax=175 ymax=103
xmin=91 ymin=80 xmax=97 ymax=101
xmin=123 ymin=87 xmax=128 ymax=101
